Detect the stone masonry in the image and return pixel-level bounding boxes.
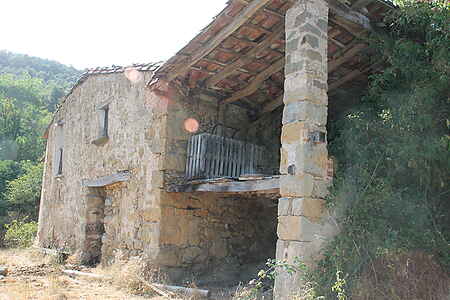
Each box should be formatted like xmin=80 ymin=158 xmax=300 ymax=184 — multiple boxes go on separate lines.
xmin=275 ymin=0 xmax=339 ymax=299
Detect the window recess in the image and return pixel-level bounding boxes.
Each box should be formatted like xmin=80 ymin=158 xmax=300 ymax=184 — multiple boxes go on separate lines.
xmin=92 ymin=104 xmax=110 ymax=146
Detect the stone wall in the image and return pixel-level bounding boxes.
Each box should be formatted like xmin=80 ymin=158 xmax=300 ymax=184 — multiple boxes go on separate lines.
xmin=38 ymin=70 xmax=168 ymax=264
xmin=159 ymin=192 xmax=278 ymax=283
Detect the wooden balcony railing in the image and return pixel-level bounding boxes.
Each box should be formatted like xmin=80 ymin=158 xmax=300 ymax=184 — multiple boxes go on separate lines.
xmin=185 ymin=133 xmax=266 ymax=181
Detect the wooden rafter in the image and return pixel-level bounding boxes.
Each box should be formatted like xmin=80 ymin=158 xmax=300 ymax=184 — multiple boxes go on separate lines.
xmin=261 ymin=93 xmax=284 ymax=114
xmin=329 ymin=37 xmax=346 ymax=48
xmin=165 ymin=0 xmax=272 ymax=81
xmin=329 ymin=42 xmax=367 ymax=73
xmin=329 ymin=64 xmax=373 ymax=91
xmin=207 ymin=22 xmax=284 ymax=88
xmin=328 ymin=0 xmax=372 ymax=32
xmin=351 ymin=0 xmax=374 ymax=9
xmin=222 ymin=58 xmax=285 ymax=104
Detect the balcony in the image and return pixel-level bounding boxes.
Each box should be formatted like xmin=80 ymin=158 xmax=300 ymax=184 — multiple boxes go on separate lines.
xmin=171 ymin=133 xmax=280 ymax=194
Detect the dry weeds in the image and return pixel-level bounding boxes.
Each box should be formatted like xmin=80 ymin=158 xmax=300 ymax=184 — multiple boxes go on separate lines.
xmin=0 ymin=249 xmax=150 ymax=300
xmin=353 ymin=251 xmax=450 ymax=300
xmin=0 ymin=249 xmax=244 ymax=300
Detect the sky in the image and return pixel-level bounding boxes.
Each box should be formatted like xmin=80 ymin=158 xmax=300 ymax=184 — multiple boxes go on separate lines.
xmin=0 ymin=0 xmax=229 ymax=70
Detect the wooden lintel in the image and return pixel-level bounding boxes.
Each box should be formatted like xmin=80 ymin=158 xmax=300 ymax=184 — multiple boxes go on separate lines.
xmin=207 ymin=23 xmax=285 ymax=88
xmin=172 ymin=178 xmax=280 ymax=193
xmin=82 ymin=172 xmax=131 ymax=188
xmin=329 ymin=43 xmax=368 ymax=73
xmin=222 ymin=58 xmax=285 ymax=104
xmin=166 ymin=0 xmax=272 ymax=81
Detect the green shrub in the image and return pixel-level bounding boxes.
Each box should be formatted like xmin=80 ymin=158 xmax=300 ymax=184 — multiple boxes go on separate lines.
xmin=4 ymin=219 xmax=38 ymax=248
xmin=5 ymin=162 xmax=43 ymax=220
xmin=310 ymin=1 xmax=450 ymax=298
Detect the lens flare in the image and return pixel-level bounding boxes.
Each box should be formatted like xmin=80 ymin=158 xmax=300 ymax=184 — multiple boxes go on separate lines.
xmin=124 ymin=68 xmax=144 ymax=83
xmin=184 ymin=118 xmax=199 ymax=133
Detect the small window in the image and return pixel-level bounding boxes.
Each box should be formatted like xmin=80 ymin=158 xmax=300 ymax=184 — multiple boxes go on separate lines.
xmin=100 ymin=106 xmax=109 ymax=138
xmin=57 ymin=148 xmax=63 ymax=175
xmin=54 ymin=121 xmax=64 ymax=176
xmin=92 ymin=105 xmax=110 ymax=146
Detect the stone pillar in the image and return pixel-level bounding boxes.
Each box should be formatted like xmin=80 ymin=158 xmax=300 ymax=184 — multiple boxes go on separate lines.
xmin=274 ymin=0 xmax=337 ymax=299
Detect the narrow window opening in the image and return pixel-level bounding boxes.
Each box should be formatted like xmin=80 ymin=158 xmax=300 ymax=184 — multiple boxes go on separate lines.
xmin=54 ymin=120 xmax=64 ymax=176
xmin=92 ymin=105 xmax=110 ymax=146
xmin=57 ymin=148 xmax=63 ymax=175
xmin=102 ymin=106 xmax=109 ymax=138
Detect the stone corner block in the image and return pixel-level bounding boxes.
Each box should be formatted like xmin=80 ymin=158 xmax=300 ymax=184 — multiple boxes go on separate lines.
xmin=292 ymin=198 xmax=326 ymax=222
xmin=278 ymin=197 xmax=293 ymax=216
xmin=283 ymin=73 xmax=328 ymax=106
xmin=280 ymin=173 xmax=314 ymax=198
xmin=277 ymin=214 xmax=339 ymax=243
xmin=277 ymin=215 xmax=316 ymax=242
xmin=283 ymin=101 xmax=328 ymax=126
xmin=295 ymin=142 xmax=329 ymax=178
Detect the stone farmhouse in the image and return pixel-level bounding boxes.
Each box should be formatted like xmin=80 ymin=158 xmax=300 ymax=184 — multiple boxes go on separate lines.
xmin=37 ymin=0 xmax=392 ymax=298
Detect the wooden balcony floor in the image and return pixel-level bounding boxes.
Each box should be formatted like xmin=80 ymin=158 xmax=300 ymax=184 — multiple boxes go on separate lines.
xmin=170 ymin=176 xmax=280 ymax=194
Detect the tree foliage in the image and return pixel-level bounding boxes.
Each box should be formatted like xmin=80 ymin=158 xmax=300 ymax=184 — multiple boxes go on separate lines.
xmin=0 ymin=51 xmax=81 ymax=112
xmin=0 ymin=51 xmax=81 ymax=245
xmin=313 ymin=1 xmax=449 ymax=298
xmin=0 ymin=50 xmax=81 ymax=87
xmin=5 ymin=162 xmax=43 ymax=221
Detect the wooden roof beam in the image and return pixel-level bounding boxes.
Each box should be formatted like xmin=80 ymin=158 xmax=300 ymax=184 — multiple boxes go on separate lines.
xmin=207 ymin=23 xmax=284 ymax=88
xmin=351 ymin=0 xmax=374 ymax=9
xmin=261 ymin=93 xmax=284 ymax=114
xmin=222 ymin=58 xmax=285 ymax=104
xmin=328 ymin=0 xmax=372 ymax=33
xmin=166 ymin=0 xmax=272 ymax=81
xmin=329 ymin=64 xmax=373 ymax=91
xmin=328 ymin=42 xmax=368 ymax=73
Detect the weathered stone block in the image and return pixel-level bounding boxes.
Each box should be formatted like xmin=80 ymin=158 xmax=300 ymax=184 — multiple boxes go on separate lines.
xmin=150 ymin=171 xmax=164 ymax=188
xmin=282 ymin=101 xmax=327 ymax=126
xmin=141 ymin=208 xmax=161 ymax=223
xmin=291 ymin=198 xmax=325 ymax=222
xmin=155 ymin=246 xmax=181 ymax=267
xmin=295 ymin=142 xmax=328 ymax=177
xmin=280 ymin=173 xmax=314 ymax=198
xmin=277 ymin=216 xmax=320 ymax=242
xmin=281 ymin=122 xmax=308 ymax=145
xmin=278 ymin=197 xmax=293 ymax=216
xmin=284 ymin=73 xmax=328 ymax=105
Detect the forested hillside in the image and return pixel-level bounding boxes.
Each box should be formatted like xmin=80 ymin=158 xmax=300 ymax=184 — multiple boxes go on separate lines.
xmin=0 ymin=50 xmax=81 ymax=246
xmin=0 ymin=51 xmax=82 ymax=112
xmin=0 ymin=51 xmax=81 ymax=87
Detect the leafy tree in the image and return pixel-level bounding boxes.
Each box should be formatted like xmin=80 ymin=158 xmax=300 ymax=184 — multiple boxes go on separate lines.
xmin=0 ymin=50 xmax=81 ymax=89
xmin=5 ymin=162 xmax=43 ymax=221
xmin=0 ymin=160 xmax=21 ymax=212
xmin=0 ymin=96 xmax=50 ymax=162
xmin=0 ymin=50 xmax=81 ymax=246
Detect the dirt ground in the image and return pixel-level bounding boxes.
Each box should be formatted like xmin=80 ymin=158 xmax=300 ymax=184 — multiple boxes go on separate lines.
xmin=0 ymin=249 xmax=237 ymax=300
